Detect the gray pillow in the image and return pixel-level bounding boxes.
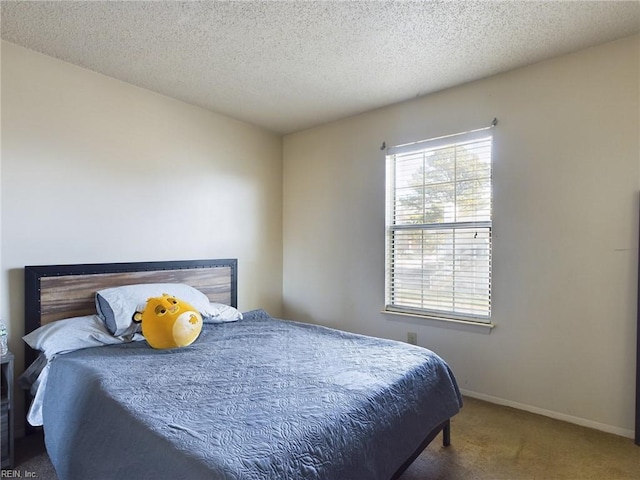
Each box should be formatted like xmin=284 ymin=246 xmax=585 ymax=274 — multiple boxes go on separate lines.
xmin=22 ymin=315 xmax=133 ymax=359
xmin=95 ymin=283 xmax=213 ymax=336
xmin=204 ymin=302 xmax=243 ymax=323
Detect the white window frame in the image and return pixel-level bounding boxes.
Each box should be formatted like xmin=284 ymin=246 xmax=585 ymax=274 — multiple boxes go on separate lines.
xmin=384 ymin=127 xmax=493 ymax=324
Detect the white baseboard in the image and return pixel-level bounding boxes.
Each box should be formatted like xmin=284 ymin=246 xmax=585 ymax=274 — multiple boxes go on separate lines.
xmin=460 ymin=389 xmax=635 ymax=440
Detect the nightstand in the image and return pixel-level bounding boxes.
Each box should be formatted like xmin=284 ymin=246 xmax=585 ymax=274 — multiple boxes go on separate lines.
xmin=1 ymin=351 xmax=14 ymax=469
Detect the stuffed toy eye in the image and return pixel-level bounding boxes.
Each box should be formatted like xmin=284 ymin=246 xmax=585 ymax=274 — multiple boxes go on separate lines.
xmin=167 ymin=297 xmax=178 ymax=305
xmin=155 ymin=305 xmax=167 ymax=316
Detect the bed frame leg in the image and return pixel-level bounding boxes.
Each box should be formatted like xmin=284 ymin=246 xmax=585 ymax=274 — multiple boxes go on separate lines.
xmin=442 ymin=419 xmax=451 ymax=447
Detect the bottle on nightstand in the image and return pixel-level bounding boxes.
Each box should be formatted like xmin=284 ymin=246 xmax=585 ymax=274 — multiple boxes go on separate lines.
xmin=0 ymin=319 xmax=7 ymax=356
xmin=1 ymin=319 xmax=14 ymax=469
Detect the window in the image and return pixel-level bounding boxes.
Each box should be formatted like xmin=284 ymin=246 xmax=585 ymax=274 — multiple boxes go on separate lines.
xmin=385 ymin=128 xmax=493 ymax=323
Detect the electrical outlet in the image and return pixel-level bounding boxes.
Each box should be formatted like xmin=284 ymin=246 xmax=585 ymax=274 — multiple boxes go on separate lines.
xmin=407 ymin=332 xmax=417 ymax=345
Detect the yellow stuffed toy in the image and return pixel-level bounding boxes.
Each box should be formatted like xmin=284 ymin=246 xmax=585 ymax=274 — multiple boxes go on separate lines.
xmin=133 ymin=294 xmax=203 ymax=349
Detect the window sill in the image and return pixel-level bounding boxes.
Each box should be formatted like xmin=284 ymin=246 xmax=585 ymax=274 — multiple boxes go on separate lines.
xmin=381 ymin=309 xmax=495 ymax=334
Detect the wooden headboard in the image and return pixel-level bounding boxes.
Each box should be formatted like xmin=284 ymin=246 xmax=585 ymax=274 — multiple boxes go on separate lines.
xmin=24 ymin=258 xmax=237 ymax=365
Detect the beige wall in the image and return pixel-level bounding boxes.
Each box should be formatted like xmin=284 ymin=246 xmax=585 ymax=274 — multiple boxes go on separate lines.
xmin=283 ymin=34 xmax=640 ymax=437
xmin=1 ymin=41 xmax=283 ymax=429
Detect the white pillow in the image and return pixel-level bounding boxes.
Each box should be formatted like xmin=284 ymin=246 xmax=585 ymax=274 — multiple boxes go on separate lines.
xmin=96 ymin=283 xmax=213 ymax=336
xmin=22 ymin=315 xmax=135 ymax=360
xmin=203 ymin=303 xmax=243 ymax=323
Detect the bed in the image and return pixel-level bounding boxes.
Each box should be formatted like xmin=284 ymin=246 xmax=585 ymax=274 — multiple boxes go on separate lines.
xmin=23 ymin=258 xmax=463 ymax=480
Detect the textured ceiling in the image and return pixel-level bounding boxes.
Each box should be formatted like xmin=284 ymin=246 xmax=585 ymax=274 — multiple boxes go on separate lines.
xmin=1 ymin=1 xmax=639 ymax=134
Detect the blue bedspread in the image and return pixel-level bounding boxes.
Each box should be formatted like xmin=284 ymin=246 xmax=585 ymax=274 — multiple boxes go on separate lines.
xmin=43 ymin=310 xmax=462 ymax=480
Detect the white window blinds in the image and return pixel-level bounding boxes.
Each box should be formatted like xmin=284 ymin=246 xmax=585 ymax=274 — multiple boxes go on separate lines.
xmin=385 ymin=128 xmax=493 ymax=323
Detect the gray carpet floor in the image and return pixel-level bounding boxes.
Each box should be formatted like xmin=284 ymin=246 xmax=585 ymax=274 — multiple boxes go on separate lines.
xmin=7 ymin=397 xmax=640 ymax=479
